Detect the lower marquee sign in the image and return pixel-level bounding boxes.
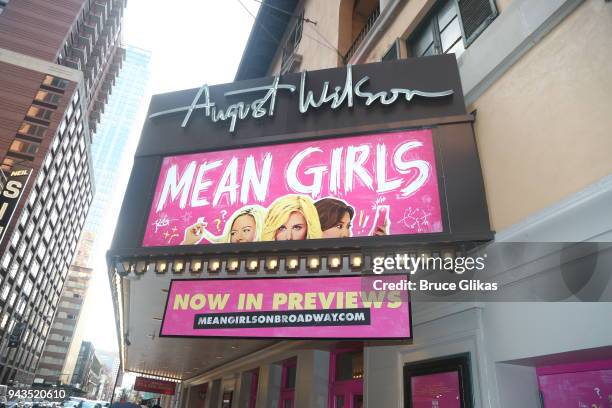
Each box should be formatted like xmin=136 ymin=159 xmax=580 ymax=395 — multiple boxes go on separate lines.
xmin=160 ymin=276 xmax=411 ymax=339
xmin=134 ymin=376 xmax=176 ymax=395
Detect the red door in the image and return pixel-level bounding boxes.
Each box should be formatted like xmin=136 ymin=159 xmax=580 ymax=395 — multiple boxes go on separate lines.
xmin=279 ymin=357 xmax=297 ymax=408
xmin=248 ymin=368 xmax=259 ymax=408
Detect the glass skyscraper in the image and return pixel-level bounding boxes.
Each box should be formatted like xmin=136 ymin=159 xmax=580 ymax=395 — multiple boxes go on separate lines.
xmin=87 ymin=45 xmax=152 ymax=233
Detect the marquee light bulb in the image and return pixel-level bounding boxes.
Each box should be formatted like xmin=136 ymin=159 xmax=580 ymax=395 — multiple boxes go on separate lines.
xmin=307 ymin=256 xmax=320 ymax=270
xmin=156 ymin=260 xmax=168 ymax=273
xmin=286 ymin=257 xmax=299 ymax=271
xmin=191 ymin=259 xmax=203 ymax=272
xmin=208 ymin=259 xmax=220 ymax=273
xmin=135 ymin=260 xmax=147 ymax=274
xmin=350 ymin=254 xmax=363 ymax=268
xmin=329 ymin=255 xmax=341 ymax=269
xmin=228 ymin=259 xmax=240 ymax=272
xmin=265 ymin=257 xmax=278 ymax=271
xmin=246 ymin=258 xmax=259 ymax=271
xmin=173 ymin=260 xmax=185 ymax=273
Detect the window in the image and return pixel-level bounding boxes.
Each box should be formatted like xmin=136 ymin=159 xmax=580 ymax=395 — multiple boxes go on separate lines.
xmin=404 ymin=354 xmax=473 ymax=408
xmin=16 ymin=270 xmax=25 ymax=285
xmin=382 ymin=40 xmax=400 ymax=61
xmin=0 ymin=283 xmax=9 ymax=300
xmin=408 ymin=0 xmax=497 ymax=58
xmin=19 ymin=209 xmax=29 ymax=227
xmin=26 ymin=106 xmax=53 ymax=121
xmin=8 ymin=262 xmax=18 ymax=278
xmin=43 ymin=225 xmax=52 ymax=243
xmin=10 ymin=139 xmax=40 ymax=155
xmin=280 ymin=357 xmax=297 ymax=408
xmin=28 ymin=188 xmax=37 ymax=206
xmin=31 ymin=260 xmax=40 ymax=277
xmin=0 ymin=314 xmax=7 ymax=330
xmin=1 ymin=156 xmax=16 ymax=172
xmin=32 ymin=231 xmax=40 ymax=247
xmin=43 ymin=75 xmax=68 ymax=90
xmin=18 ymin=242 xmax=26 ymax=258
xmin=24 ymin=249 xmax=32 ymax=266
xmin=329 ymin=348 xmax=364 ymax=408
xmin=1 ymin=252 xmax=11 ymax=269
xmin=66 ymin=104 xmax=74 ymax=121
xmin=41 ymin=184 xmax=49 ymax=200
xmin=56 ymin=191 xmax=65 ymax=209
xmin=55 ymin=148 xmax=64 ymax=167
xmin=0 ymin=0 xmax=10 ymax=15
xmin=35 ymin=90 xmax=62 ymax=105
xmin=281 ymin=11 xmax=304 ymax=73
xmin=10 ymin=229 xmax=21 ymax=248
xmin=58 ymin=118 xmax=67 ymax=137
xmin=48 ymin=166 xmax=57 ymax=184
xmin=23 ymin=278 xmax=33 ymax=296
xmin=33 ymin=202 xmax=42 ymax=219
xmin=44 ymin=152 xmax=53 ymax=170
xmin=16 ymin=298 xmax=26 ymax=316
xmin=18 ymin=122 xmax=46 ymax=138
xmin=62 ymin=177 xmax=70 ymax=195
xmin=50 ymin=208 xmax=59 ymax=226
xmin=25 ymin=221 xmax=35 ymax=238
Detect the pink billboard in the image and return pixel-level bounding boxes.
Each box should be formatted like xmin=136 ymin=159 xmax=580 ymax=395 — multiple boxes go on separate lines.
xmin=143 ymin=129 xmax=442 ymax=247
xmin=160 ymin=276 xmax=411 ymax=339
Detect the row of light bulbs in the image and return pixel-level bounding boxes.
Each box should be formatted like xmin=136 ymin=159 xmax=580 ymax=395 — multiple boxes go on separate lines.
xmin=131 ymin=371 xmax=182 ymax=382
xmin=116 ymin=253 xmax=364 ymax=276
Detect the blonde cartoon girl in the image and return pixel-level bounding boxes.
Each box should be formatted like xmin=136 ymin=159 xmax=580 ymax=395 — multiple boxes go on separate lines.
xmin=181 ymin=205 xmax=266 ymax=245
xmin=261 ymin=195 xmax=322 ymax=241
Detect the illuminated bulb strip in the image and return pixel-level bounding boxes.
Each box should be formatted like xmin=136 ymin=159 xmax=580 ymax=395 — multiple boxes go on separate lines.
xmin=115 ymin=274 xmax=126 ymax=372
xmin=130 ymin=371 xmax=182 ymax=382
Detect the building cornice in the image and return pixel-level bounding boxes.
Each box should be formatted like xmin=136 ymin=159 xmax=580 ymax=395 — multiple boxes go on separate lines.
xmin=0 ymin=47 xmax=83 ymax=82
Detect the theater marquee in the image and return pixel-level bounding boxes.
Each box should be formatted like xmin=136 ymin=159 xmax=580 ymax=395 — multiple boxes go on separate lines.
xmin=144 ymin=129 xmax=442 ymax=247
xmin=109 ymin=53 xmax=491 ymax=262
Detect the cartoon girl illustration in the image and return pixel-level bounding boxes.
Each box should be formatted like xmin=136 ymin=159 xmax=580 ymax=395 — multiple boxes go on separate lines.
xmin=315 ymin=197 xmax=387 ymax=238
xmin=181 ymin=205 xmax=266 ymax=245
xmin=315 ymin=198 xmax=355 ymax=239
xmin=261 ymin=195 xmax=322 ymax=241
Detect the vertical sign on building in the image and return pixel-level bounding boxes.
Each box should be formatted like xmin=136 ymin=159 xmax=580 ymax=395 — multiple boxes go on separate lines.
xmin=0 ymin=168 xmax=32 ymax=244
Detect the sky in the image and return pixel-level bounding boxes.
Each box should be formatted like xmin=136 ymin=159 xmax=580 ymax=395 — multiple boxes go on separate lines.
xmin=80 ymin=0 xmax=260 ymax=353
